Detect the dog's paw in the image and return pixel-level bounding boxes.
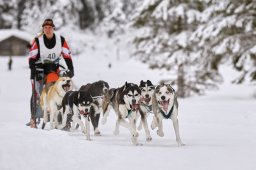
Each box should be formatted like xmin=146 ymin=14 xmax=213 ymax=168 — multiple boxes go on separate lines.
xmin=131 ymin=137 xmax=138 ymax=145
xmin=57 ymin=125 xmax=64 ymax=130
xmin=177 ymin=140 xmax=185 ymax=147
xmin=94 ymin=128 xmax=101 ymax=136
xmin=135 ymin=143 xmax=143 ymax=146
xmin=134 ymin=132 xmax=139 ymax=137
xmin=131 ymin=137 xmax=142 ymax=146
xmin=69 ymin=127 xmax=75 ymax=132
xmin=146 ymin=136 xmax=152 ymax=142
xmin=82 ymin=129 xmax=87 ymax=134
xmin=157 ymin=130 xmax=164 ymax=137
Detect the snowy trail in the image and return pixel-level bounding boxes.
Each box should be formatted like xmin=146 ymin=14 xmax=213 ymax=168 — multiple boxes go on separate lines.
xmin=0 ymin=55 xmax=256 ymax=170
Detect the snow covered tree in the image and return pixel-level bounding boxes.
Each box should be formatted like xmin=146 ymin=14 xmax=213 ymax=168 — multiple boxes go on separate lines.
xmin=191 ymin=0 xmax=256 ymax=84
xmin=0 ymin=0 xmax=16 ymax=29
xmin=20 ymin=0 xmax=81 ymax=34
xmin=132 ymin=0 xmax=219 ymax=97
xmin=98 ymin=0 xmax=141 ymax=37
xmin=16 ymin=0 xmax=26 ymax=29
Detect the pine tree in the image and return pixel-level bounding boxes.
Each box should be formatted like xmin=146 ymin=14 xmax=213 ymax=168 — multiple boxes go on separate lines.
xmin=98 ymin=0 xmax=141 ymax=37
xmin=192 ymin=0 xmax=256 ymax=84
xmin=0 ymin=0 xmax=16 ymax=29
xmin=132 ymin=0 xmax=217 ymax=97
xmin=20 ymin=0 xmax=81 ymax=33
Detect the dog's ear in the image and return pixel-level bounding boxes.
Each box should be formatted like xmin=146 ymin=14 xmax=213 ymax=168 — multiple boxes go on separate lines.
xmin=147 ymin=80 xmax=154 ymax=87
xmin=167 ymin=84 xmax=175 ymax=93
xmin=137 ymin=86 xmax=142 ymax=94
xmin=172 ymin=87 xmax=176 ymax=93
xmin=155 ymin=85 xmax=160 ymax=93
xmin=78 ymin=92 xmax=80 ymax=99
xmin=109 ymin=89 xmax=115 ymax=99
xmin=159 ymin=80 xmax=165 ymax=86
xmin=140 ymin=80 xmax=143 ymax=86
xmin=123 ymin=82 xmax=128 ymax=91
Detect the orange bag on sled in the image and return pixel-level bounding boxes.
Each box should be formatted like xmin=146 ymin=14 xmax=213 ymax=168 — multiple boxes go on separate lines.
xmin=45 ymin=72 xmax=59 ymax=84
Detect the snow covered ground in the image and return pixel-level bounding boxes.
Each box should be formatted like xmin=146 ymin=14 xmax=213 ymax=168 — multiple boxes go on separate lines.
xmin=0 ymin=36 xmax=256 ymax=170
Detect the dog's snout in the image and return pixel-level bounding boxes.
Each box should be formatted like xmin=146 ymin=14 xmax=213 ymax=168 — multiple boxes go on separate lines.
xmin=161 ymin=96 xmax=166 ymax=100
xmin=145 ymin=94 xmax=149 ymax=98
xmin=67 ymin=80 xmax=71 ymax=83
xmin=132 ymin=99 xmax=136 ymax=104
xmin=85 ymin=108 xmax=88 ymax=112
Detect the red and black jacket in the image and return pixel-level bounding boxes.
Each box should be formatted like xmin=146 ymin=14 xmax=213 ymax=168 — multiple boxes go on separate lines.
xmin=28 ymin=34 xmax=74 ymax=79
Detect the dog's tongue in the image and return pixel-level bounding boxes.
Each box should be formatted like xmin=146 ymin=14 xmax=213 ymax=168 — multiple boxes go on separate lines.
xmin=80 ymin=110 xmax=89 ymax=116
xmin=131 ymin=104 xmax=140 ymax=111
xmin=161 ymin=100 xmax=169 ymax=112
xmin=144 ymin=97 xmax=151 ymax=104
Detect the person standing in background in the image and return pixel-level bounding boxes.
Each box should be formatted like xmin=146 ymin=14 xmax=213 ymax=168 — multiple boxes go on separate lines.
xmin=8 ymin=56 xmax=13 ymax=71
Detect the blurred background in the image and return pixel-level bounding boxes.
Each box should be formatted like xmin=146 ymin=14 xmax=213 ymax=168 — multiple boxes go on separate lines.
xmin=0 ymin=0 xmax=255 ymax=97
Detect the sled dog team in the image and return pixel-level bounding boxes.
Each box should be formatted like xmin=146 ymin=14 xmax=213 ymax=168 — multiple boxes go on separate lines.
xmin=40 ymin=77 xmax=185 ymax=146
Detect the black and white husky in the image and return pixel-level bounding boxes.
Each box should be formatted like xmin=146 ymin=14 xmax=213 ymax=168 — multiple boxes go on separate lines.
xmin=151 ymin=83 xmax=185 ymax=146
xmin=103 ymin=82 xmax=143 ymax=145
xmin=79 ymin=80 xmax=109 ymax=135
xmin=59 ymin=90 xmax=94 ymax=140
xmin=137 ymin=80 xmax=155 ymax=141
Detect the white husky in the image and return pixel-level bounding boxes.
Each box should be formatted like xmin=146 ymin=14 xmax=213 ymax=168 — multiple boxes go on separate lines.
xmin=151 ymin=83 xmax=185 ymax=146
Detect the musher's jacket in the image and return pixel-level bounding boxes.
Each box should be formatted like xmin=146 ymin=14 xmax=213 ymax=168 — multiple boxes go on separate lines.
xmin=28 ymin=33 xmax=74 ymax=80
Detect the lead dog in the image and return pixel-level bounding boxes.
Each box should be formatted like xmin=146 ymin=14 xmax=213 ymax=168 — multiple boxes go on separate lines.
xmin=59 ymin=90 xmax=94 ymax=140
xmin=103 ymin=82 xmax=143 ymax=145
xmin=151 ymin=83 xmax=185 ymax=146
xmin=79 ymin=80 xmax=109 ymax=135
xmin=40 ymin=77 xmax=73 ymax=129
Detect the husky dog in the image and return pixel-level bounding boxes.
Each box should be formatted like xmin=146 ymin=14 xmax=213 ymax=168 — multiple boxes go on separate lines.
xmin=79 ymin=80 xmax=109 ymax=135
xmin=101 ymin=88 xmax=116 ymax=125
xmin=151 ymin=83 xmax=185 ymax=146
xmin=103 ymin=82 xmax=143 ymax=145
xmin=40 ymin=77 xmax=73 ymax=129
xmin=137 ymin=80 xmax=155 ymax=141
xmin=59 ymin=90 xmax=94 ymax=140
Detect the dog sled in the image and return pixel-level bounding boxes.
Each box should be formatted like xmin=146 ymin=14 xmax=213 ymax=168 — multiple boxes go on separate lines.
xmin=27 ymin=58 xmax=72 ymax=128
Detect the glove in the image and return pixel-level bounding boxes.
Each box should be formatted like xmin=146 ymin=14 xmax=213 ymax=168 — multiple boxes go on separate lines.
xmin=66 ymin=69 xmax=74 ymax=78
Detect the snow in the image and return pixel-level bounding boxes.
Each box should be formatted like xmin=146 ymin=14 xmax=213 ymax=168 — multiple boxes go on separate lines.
xmin=0 ymin=34 xmax=256 ymax=170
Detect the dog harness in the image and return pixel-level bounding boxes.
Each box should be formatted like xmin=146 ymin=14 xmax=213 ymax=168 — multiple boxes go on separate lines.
xmin=159 ymin=104 xmax=174 ymax=119
xmin=140 ymin=102 xmax=152 ymax=113
xmin=126 ymin=109 xmax=132 ymax=118
xmin=125 ymin=105 xmax=140 ymax=118
xmin=91 ymin=95 xmax=103 ymax=99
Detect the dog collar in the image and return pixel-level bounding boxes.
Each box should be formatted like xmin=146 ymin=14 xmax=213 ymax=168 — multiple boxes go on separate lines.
xmin=126 ymin=109 xmax=132 ymax=118
xmin=159 ymin=103 xmax=174 ymax=119
xmin=141 ymin=102 xmax=152 ymax=113
xmin=125 ymin=105 xmax=139 ymax=118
